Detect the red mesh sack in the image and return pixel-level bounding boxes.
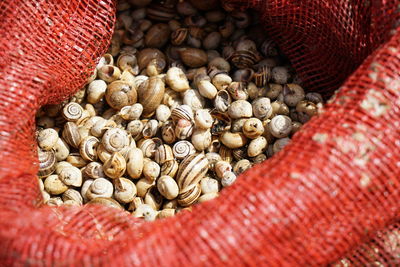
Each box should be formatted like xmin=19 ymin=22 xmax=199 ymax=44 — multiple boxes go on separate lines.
xmin=0 ymin=0 xmax=399 ymax=265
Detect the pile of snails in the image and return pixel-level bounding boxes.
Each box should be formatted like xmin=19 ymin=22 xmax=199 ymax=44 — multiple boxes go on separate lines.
xmin=35 ymin=0 xmax=324 ymax=221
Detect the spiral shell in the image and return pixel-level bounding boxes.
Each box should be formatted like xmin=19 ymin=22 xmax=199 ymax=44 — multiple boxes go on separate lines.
xmin=86 ymin=178 xmax=114 ymax=200
xmin=37 ymin=128 xmax=59 ymax=151
xmin=191 ymin=128 xmax=212 ymax=151
xmin=79 ymin=136 xmax=99 ymax=162
xmin=174 ymin=119 xmax=193 ymax=140
xmin=126 ymin=148 xmax=144 ymax=179
xmin=269 ymin=115 xmax=292 ymax=138
xmin=138 ymin=76 xmax=165 ymax=117
xmin=62 ymin=122 xmax=81 ymax=148
xmin=103 ymin=152 xmax=126 ymax=179
xmin=84 ymin=162 xmax=105 ymax=179
xmin=161 ymin=121 xmax=176 ymax=144
xmin=120 ymin=103 xmax=143 ymax=120
xmin=102 ymin=128 xmax=129 ymax=153
xmin=105 ymin=81 xmax=137 ymax=110
xmin=161 ymin=159 xmax=179 ymax=178
xmin=138 ymin=138 xmax=158 ymax=158
xmin=142 ymin=119 xmax=159 ymax=139
xmin=114 ymin=177 xmax=137 ymax=204
xmin=44 ymin=175 xmax=68 ymax=195
xmin=62 ymin=189 xmax=83 ymax=205
xmin=171 ymin=105 xmax=194 ymax=122
xmin=233 ymin=159 xmax=252 ymax=175
xmin=205 ymin=152 xmax=222 ymax=170
xmin=177 ymin=183 xmax=201 ymax=207
xmin=38 ymin=149 xmax=56 ymax=178
xmin=214 ymin=90 xmax=231 ymax=113
xmin=172 ymin=140 xmax=196 ymax=160
xmin=59 ymin=166 xmax=83 ymax=187
xmin=62 ymin=102 xmax=84 ymax=122
xmin=176 ymin=153 xmax=208 ymax=193
xmin=154 ymin=144 xmax=174 ymax=165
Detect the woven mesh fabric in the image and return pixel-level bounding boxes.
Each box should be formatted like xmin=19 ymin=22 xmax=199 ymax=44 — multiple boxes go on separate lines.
xmin=0 ymin=0 xmax=399 ymax=266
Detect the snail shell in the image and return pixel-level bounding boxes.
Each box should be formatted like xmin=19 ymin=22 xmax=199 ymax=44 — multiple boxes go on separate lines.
xmin=142 ymin=160 xmax=160 ymax=182
xmin=227 ymin=82 xmax=248 ymax=101
xmin=176 ymin=153 xmax=208 ymax=193
xmin=197 ymin=192 xmax=219 ymax=203
xmin=62 ymin=122 xmax=81 ymax=148
xmin=157 ymin=175 xmax=179 ymax=200
xmin=166 ymin=67 xmax=190 ymax=92
xmin=214 ymin=160 xmax=232 ymax=179
xmin=220 ymin=131 xmax=247 ymax=149
xmin=62 ymin=189 xmax=83 ymax=205
xmin=174 ymin=119 xmax=193 ymax=140
xmin=219 ymin=145 xmax=233 ymax=163
xmin=182 ymin=89 xmax=205 ymax=111
xmin=273 ymin=137 xmax=291 ymax=153
xmin=160 ymin=159 xmax=179 ymax=178
xmin=247 ymin=136 xmax=268 ymax=157
xmin=59 ymin=166 xmax=82 ymax=187
xmin=233 ymin=159 xmax=252 ymax=175
xmin=232 ymin=147 xmax=247 ymax=161
xmin=214 ymin=90 xmax=231 ymax=113
xmin=172 ymin=140 xmax=196 ymax=160
xmin=88 ymin=197 xmax=123 ymax=210
xmin=103 ymin=152 xmax=126 ymax=179
xmin=79 ymin=136 xmax=99 ymax=162
xmin=114 ymin=177 xmax=137 ymax=204
xmin=243 ymin=118 xmax=264 ymax=139
xmin=84 ymin=162 xmax=105 ymax=179
xmin=91 ymin=118 xmax=116 ymax=138
xmin=200 ymin=177 xmax=219 ymax=194
xmin=177 ymin=183 xmax=201 ymax=207
xmin=66 ymin=153 xmax=87 ymax=168
xmin=144 ymin=187 xmax=163 ymax=210
xmin=194 ymin=109 xmax=213 ymax=129
xmin=161 ymin=121 xmax=176 ymax=144
xmin=163 ymin=199 xmax=178 ymax=209
xmin=212 ymin=73 xmax=232 ymax=91
xmin=171 ymin=105 xmax=194 ymax=122
xmin=271 ymin=100 xmax=290 ymax=116
xmin=136 ymin=178 xmax=155 ymax=198
xmin=102 ymin=128 xmax=129 ymax=153
xmin=157 ymin=208 xmax=176 ymax=219
xmin=46 ymin=197 xmax=64 ymax=206
xmin=138 ymin=138 xmax=159 ymax=158
xmin=171 ymin=27 xmax=189 ymax=46
xmin=138 ymin=76 xmax=165 ymax=117
xmin=179 ymin=47 xmax=208 ymax=68
xmin=44 ymin=174 xmax=68 ymax=195
xmin=38 ymin=149 xmax=56 ymax=178
xmin=191 ymin=128 xmax=212 ymax=151
xmin=120 ymin=103 xmax=143 ymax=120
xmin=228 ymin=100 xmax=252 ymax=119
xmin=133 ymin=204 xmax=157 ymax=221
xmin=198 ymin=80 xmax=217 ymax=99
xmin=154 ymin=144 xmax=174 ymax=165
xmin=283 ymin=84 xmax=305 ymax=107
xmin=37 ymin=128 xmax=59 ymax=151
xmin=97 ymin=144 xmax=112 ymax=163
xmin=86 ymin=178 xmax=114 ymax=200
xmin=87 ymin=80 xmax=107 ymax=104
xmin=62 ymin=102 xmax=84 ymax=122
xmin=105 ymin=80 xmax=137 ymax=110
xmin=252 ymin=97 xmax=273 ymax=120
xmin=126 ymin=148 xmax=144 ymax=179
xmin=142 ymin=119 xmax=159 ymax=139
xmin=268 ymin=115 xmax=292 ymax=138
xmin=155 ymin=104 xmax=171 ymax=122
xmin=221 ymin=171 xmax=237 ymax=187
xmin=127 ymin=120 xmax=144 ymax=140
xmin=205 ymin=152 xmax=222 ymax=170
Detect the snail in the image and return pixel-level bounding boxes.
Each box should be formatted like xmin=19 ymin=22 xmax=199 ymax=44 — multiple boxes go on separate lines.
xmin=177 ymin=183 xmax=201 ymax=207
xmin=137 ymin=75 xmax=165 ymax=117
xmin=247 ymin=136 xmax=268 ymax=157
xmin=166 ymin=67 xmax=190 ymax=92
xmin=103 ymin=152 xmax=126 ymax=179
xmin=242 ymin=118 xmax=264 ymax=139
xmin=114 ymin=177 xmax=137 ymax=204
xmin=154 ymin=144 xmax=174 ymax=165
xmin=157 ymin=175 xmax=179 ymax=200
xmin=268 ymin=115 xmax=292 ymax=138
xmin=219 ymin=131 xmax=247 ymax=149
xmin=79 ymin=136 xmax=99 ymax=162
xmin=160 ymin=159 xmax=179 ymax=178
xmin=62 ymin=189 xmax=83 ymax=205
xmin=102 ymin=128 xmax=129 ymax=153
xmin=142 ymin=160 xmax=160 ymax=182
xmin=191 ymin=128 xmax=212 ymax=151
xmin=227 ymin=100 xmax=252 ymax=119
xmin=38 ymin=149 xmax=56 ymax=178
xmin=62 ymin=102 xmax=84 ymax=122
xmin=37 ymin=128 xmax=59 ymax=151
xmin=176 ymin=153 xmax=208 ymax=193
xmin=58 ymin=166 xmax=82 ymax=187
xmin=62 ymin=122 xmax=81 ymax=148
xmin=200 ymin=177 xmax=219 ymax=194
xmin=84 ymin=161 xmax=105 ymax=179
xmin=105 ymin=80 xmax=137 ymax=110
xmin=86 ymin=178 xmax=114 ymax=200
xmin=126 ymin=148 xmax=144 ymax=179
xmin=172 ymin=140 xmax=196 ymax=160
xmin=44 ymin=175 xmax=68 ymax=195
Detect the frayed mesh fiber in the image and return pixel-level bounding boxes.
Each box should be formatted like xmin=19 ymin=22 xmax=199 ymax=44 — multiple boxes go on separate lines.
xmin=0 ymin=0 xmax=399 ymax=266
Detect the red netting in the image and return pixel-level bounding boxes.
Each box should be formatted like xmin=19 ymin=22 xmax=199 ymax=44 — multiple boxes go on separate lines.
xmin=0 ymin=0 xmax=399 ymax=265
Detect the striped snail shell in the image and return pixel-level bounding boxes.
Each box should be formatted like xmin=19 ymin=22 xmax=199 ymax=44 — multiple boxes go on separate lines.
xmin=37 ymin=148 xmax=56 ymax=178
xmin=154 ymin=144 xmax=174 ymax=165
xmin=138 ymin=75 xmax=165 ymax=118
xmin=62 ymin=102 xmax=84 ymax=122
xmin=176 ymin=153 xmax=208 ymax=193
xmin=171 ymin=104 xmax=194 ymax=122
xmin=161 ymin=121 xmax=176 ymax=144
xmin=177 ymin=183 xmax=201 ymax=207
xmin=160 ymin=159 xmax=179 ymax=178
xmin=174 ymin=119 xmax=193 ymax=140
xmin=62 ymin=122 xmax=81 ymax=148
xmin=138 ymin=138 xmax=158 ymax=158
xmin=86 ymin=178 xmax=114 ymax=200
xmin=172 ymin=140 xmax=196 ymax=160
xmin=84 ymin=162 xmax=105 ymax=179
xmin=62 ymin=189 xmax=83 ymax=205
xmin=102 ymin=128 xmax=129 ymax=153
xmin=79 ymin=136 xmax=99 ymax=162
xmin=103 ymin=152 xmax=126 ymax=179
